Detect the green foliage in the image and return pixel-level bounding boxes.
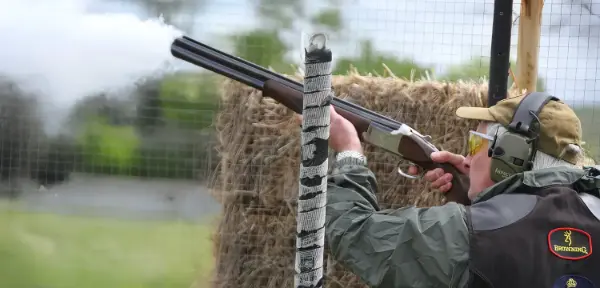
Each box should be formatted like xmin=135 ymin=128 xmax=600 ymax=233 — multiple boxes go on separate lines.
xmin=230 ymin=29 xmax=292 ymax=74
xmin=77 ymin=116 xmax=140 ymax=174
xmin=441 ymin=57 xmax=494 ymax=82
xmin=63 ymin=72 xmax=220 ymax=180
xmin=441 ymin=57 xmax=546 ymax=91
xmin=333 ymin=40 xmax=432 ymax=78
xmin=129 ymin=140 xmax=212 ymax=179
xmin=236 ymin=0 xmax=348 ymax=74
xmin=69 ymin=93 xmax=133 ymax=129
xmin=252 ymin=0 xmax=304 ymax=29
xmin=159 ymin=73 xmax=220 ymax=130
xmin=311 ymin=8 xmax=343 ymax=32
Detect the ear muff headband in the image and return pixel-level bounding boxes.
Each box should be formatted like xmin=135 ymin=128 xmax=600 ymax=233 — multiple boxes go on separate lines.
xmin=508 ymin=92 xmax=559 ymax=136
xmin=488 ymin=92 xmax=560 ymax=182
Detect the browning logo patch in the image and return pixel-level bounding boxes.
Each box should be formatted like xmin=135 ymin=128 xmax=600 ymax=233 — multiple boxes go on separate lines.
xmin=552 ymin=275 xmax=596 ymax=288
xmin=548 ymin=227 xmax=592 ymax=260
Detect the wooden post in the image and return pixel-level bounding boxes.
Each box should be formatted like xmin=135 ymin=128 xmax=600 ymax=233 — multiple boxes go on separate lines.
xmin=516 ymin=0 xmax=544 ymax=92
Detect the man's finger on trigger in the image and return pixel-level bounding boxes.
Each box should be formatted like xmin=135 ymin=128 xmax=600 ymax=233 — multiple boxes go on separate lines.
xmin=440 ymin=182 xmax=452 ymax=193
xmin=407 ymin=166 xmax=418 ymax=175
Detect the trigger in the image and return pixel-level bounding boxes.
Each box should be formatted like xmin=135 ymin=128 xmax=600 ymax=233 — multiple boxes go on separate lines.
xmin=396 ymin=161 xmax=424 ymax=179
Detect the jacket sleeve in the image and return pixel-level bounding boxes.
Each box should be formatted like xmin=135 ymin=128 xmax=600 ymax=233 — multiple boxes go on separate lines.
xmin=325 ymin=155 xmax=471 ymax=288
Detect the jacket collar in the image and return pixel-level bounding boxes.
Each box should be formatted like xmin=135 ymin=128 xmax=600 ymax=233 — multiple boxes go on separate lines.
xmin=471 ymin=166 xmax=600 ymax=204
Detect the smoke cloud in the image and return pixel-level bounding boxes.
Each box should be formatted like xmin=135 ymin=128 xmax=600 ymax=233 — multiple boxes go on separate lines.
xmin=0 ymin=0 xmax=185 ymax=134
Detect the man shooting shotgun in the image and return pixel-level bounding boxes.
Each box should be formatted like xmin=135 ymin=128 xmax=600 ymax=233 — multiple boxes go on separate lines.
xmin=171 ymin=7 xmax=600 ymax=286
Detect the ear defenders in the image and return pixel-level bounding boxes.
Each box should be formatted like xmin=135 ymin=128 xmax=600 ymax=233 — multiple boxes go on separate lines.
xmin=488 ymin=92 xmax=560 ymax=183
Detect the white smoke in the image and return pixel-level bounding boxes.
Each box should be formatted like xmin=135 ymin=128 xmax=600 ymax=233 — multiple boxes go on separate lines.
xmin=0 ymin=0 xmax=185 ymax=134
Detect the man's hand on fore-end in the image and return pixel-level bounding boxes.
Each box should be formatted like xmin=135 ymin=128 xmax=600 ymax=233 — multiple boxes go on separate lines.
xmin=295 ymin=106 xmax=362 ymax=153
xmin=407 ymin=151 xmax=468 ymax=193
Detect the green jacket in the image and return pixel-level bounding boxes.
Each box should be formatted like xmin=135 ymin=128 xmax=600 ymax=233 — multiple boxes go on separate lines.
xmin=325 ymin=156 xmax=598 ymax=288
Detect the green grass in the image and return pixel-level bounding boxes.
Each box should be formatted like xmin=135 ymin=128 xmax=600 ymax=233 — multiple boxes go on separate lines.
xmin=0 ymin=201 xmax=215 ymax=288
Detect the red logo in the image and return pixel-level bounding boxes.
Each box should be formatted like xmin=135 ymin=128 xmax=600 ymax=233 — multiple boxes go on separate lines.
xmin=548 ymin=227 xmax=592 ymax=261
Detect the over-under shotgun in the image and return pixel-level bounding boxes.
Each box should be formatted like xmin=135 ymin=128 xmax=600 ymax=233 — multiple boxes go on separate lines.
xmin=170 ymin=36 xmax=471 ymax=205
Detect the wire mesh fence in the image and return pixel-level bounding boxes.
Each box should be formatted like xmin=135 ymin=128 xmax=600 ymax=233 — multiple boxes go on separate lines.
xmin=191 ymin=0 xmax=599 ymax=287
xmin=1 ymin=0 xmax=600 ymax=287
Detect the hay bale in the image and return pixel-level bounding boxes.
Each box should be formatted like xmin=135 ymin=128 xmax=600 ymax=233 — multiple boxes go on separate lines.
xmin=210 ymin=202 xmax=296 ymax=288
xmin=210 ymin=83 xmax=302 ymax=207
xmin=207 ymin=73 xmax=499 ymax=288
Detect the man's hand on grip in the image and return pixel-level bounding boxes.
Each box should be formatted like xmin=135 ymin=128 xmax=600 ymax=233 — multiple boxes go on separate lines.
xmin=407 ymin=151 xmax=468 ymax=193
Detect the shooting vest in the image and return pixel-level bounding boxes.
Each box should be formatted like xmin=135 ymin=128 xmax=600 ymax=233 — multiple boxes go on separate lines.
xmin=465 ymin=166 xmax=600 ymax=288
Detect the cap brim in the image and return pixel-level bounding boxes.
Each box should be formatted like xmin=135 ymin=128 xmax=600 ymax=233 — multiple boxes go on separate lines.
xmin=455 ymin=107 xmax=496 ymax=121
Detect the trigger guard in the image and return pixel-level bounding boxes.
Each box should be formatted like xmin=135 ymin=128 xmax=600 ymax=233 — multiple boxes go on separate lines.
xmin=397 ymin=161 xmax=423 ymax=179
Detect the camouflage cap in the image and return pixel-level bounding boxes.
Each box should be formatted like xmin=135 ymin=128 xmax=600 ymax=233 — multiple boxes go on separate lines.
xmin=455 ymin=94 xmax=583 ymax=164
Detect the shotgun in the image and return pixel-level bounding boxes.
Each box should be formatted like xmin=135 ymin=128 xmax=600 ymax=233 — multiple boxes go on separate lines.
xmin=170 ymin=35 xmax=471 ymax=205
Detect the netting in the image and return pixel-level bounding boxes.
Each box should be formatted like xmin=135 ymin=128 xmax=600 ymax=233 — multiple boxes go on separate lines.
xmin=1 ymin=0 xmax=599 ymax=287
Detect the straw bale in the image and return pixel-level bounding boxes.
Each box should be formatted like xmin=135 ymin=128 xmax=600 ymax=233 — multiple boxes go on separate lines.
xmin=210 ymin=202 xmax=296 ymax=288
xmin=208 ymin=73 xmax=505 ymax=288
xmin=210 ymin=82 xmax=302 ymax=207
